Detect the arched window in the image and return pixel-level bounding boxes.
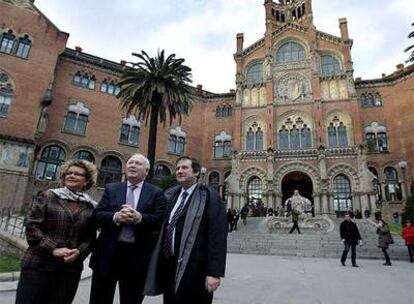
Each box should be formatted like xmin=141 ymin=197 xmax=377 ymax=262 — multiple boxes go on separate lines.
xmin=63 ymin=102 xmax=90 ymax=136
xmin=101 ymin=79 xmax=120 ymax=95
xmin=301 ymin=126 xmax=311 ymax=148
xmin=120 ymin=116 xmax=140 ymax=146
xmin=73 ymin=71 xmax=96 ymax=90
xmin=327 ymin=117 xmax=348 ymax=147
xmin=209 ymin=171 xmax=220 ymax=194
xmin=246 ymin=63 xmax=263 ymax=84
xmin=384 ymin=167 xmax=402 ymax=201
xmin=279 ymin=127 xmax=289 ymax=149
xmin=246 ymin=129 xmax=254 ymax=150
xmin=15 ymin=35 xmax=31 ymax=58
xmin=247 ymin=176 xmax=262 ymax=202
xmin=245 ymin=122 xmax=263 ymax=151
xmin=168 ymin=127 xmax=186 ymax=155
xmin=214 ymin=132 xmax=232 ymax=158
xmin=364 ymin=122 xmax=388 ymax=152
xmin=35 ymin=145 xmax=66 ymax=180
xmin=98 ymin=156 xmax=122 ymax=186
xmin=369 ymin=167 xmax=382 ymax=202
xmin=361 ymin=92 xmax=382 ymax=108
xmin=216 ymin=105 xmax=232 ymax=117
xmin=278 ymin=117 xmax=312 ymax=150
xmin=0 ymin=71 xmax=14 ymax=117
xmin=333 ymin=174 xmax=352 ymax=214
xmin=0 ymin=30 xmax=16 ymax=54
xmin=73 ymin=150 xmax=95 ymax=163
xmin=276 ymin=41 xmax=306 ymax=64
xmin=320 ymin=55 xmax=341 ymax=76
xmin=153 ymin=164 xmax=171 ymax=184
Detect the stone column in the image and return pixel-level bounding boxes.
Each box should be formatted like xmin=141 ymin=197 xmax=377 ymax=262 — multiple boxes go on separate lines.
xmin=328 ymin=193 xmax=335 ymax=215
xmin=353 ymin=193 xmax=361 ymax=211
xmin=227 ymin=195 xmax=233 ymax=209
xmin=369 ymin=194 xmax=377 ymax=212
xmin=400 ymin=181 xmax=407 ymax=199
xmin=321 ymin=192 xmax=329 ymax=214
xmin=313 ymin=193 xmax=321 ymax=215
xmin=276 ymin=193 xmax=282 ymax=209
xmin=359 ymin=193 xmax=370 ymax=214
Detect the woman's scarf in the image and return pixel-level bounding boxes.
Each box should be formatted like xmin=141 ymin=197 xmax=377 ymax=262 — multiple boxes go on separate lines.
xmin=51 ymin=187 xmax=97 ymax=208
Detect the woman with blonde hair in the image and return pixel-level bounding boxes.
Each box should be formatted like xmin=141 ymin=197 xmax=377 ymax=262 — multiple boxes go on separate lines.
xmin=15 ymin=159 xmax=98 ymax=304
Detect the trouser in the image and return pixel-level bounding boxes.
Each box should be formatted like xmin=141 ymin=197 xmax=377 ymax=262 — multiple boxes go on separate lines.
xmin=163 ymin=254 xmax=213 ymax=304
xmin=407 ymin=245 xmax=414 ymax=262
xmin=341 ymin=243 xmax=357 ymax=265
xmin=228 ymin=222 xmax=233 ymax=232
xmin=231 ymin=220 xmax=238 ymax=231
xmin=15 ymin=268 xmax=81 ymax=304
xmin=382 ymin=248 xmax=391 ymax=264
xmin=289 ymin=221 xmax=301 ymax=234
xmin=89 ymin=243 xmax=146 ymax=304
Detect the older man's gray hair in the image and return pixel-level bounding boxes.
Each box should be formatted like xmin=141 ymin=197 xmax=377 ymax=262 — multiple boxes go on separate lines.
xmin=128 ymin=153 xmax=151 ymax=170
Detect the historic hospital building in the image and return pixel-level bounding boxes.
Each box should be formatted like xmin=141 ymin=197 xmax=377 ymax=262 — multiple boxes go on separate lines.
xmin=0 ymin=0 xmax=413 ymax=218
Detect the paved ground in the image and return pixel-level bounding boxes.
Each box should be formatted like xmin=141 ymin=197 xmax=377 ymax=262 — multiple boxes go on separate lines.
xmin=1 ymin=253 xmax=413 ymax=304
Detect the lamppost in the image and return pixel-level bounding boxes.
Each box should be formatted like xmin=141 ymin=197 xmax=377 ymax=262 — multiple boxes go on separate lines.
xmin=398 ymin=160 xmax=408 ymax=199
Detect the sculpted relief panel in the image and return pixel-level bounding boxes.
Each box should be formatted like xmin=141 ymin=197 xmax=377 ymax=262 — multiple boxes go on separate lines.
xmin=242 ymin=85 xmax=267 ymax=108
xmin=321 ymin=79 xmax=348 ymax=101
xmin=275 ymin=73 xmax=312 ymax=104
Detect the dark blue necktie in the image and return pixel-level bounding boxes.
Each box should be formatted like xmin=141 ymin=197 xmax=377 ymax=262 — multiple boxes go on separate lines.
xmin=163 ymin=191 xmax=189 ymax=257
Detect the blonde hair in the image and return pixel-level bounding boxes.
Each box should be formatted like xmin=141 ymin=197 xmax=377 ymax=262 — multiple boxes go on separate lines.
xmin=60 ymin=159 xmax=97 ymax=190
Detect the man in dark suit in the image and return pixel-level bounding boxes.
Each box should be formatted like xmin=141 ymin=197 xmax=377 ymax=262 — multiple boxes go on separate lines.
xmin=89 ymin=153 xmax=166 ymax=304
xmin=145 ymin=156 xmax=227 ymax=304
xmin=340 ymin=213 xmax=362 ymax=267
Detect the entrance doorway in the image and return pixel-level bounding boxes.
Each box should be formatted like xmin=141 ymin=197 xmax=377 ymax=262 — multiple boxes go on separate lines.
xmin=281 ymin=171 xmax=313 ymax=212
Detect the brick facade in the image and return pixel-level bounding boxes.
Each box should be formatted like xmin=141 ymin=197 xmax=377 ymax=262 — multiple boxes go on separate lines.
xmin=0 ymin=0 xmax=412 ymax=219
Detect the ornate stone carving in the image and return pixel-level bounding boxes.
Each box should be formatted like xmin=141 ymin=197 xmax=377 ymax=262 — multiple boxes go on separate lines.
xmin=327 ymin=163 xmax=359 ymax=191
xmin=275 ymin=72 xmax=312 ymax=103
xmin=274 ymin=162 xmax=320 ymax=193
xmin=243 ymin=88 xmax=250 ymax=106
xmin=240 ymin=166 xmax=267 ymax=192
xmin=2 ymin=0 xmax=36 ymax=12
xmin=251 ymin=88 xmax=259 ymax=106
xmin=266 ymin=215 xmax=334 ymax=234
xmin=259 ymin=87 xmax=266 ymax=106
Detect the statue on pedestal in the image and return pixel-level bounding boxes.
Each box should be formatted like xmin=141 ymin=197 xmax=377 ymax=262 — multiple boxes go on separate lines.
xmin=284 ymin=189 xmax=312 ymax=214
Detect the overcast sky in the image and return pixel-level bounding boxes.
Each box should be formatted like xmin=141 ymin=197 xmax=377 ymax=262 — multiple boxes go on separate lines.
xmin=35 ymin=0 xmax=414 ymax=92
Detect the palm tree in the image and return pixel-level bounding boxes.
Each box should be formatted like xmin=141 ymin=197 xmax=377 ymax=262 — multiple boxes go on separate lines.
xmin=405 ymin=22 xmax=414 ymax=63
xmin=117 ymin=50 xmax=192 ymax=182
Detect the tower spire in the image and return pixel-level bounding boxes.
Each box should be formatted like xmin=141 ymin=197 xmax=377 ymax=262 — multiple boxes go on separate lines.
xmin=264 ymin=0 xmax=313 ymax=34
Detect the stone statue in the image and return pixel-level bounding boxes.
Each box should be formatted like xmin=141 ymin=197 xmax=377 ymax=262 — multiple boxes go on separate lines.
xmin=264 ymin=56 xmax=272 ymax=80
xmin=284 ymin=189 xmax=312 ymax=214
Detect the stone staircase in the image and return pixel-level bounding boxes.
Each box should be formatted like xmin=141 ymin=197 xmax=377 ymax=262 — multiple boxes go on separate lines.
xmin=227 ymin=217 xmax=409 ymax=260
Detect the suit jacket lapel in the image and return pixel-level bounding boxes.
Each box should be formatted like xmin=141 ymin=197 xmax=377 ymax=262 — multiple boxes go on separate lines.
xmin=136 ymin=182 xmax=149 ymax=210
xmin=117 ymin=182 xmax=128 ymax=207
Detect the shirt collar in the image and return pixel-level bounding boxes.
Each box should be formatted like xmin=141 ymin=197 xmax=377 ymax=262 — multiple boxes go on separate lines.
xmin=127 ymin=180 xmax=144 ymax=189
xmin=180 ymin=183 xmax=197 ymax=197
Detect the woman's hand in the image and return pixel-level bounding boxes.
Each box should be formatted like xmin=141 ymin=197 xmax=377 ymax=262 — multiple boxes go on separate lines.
xmin=63 ymin=249 xmax=80 ymax=263
xmin=52 ymin=247 xmax=80 ymax=263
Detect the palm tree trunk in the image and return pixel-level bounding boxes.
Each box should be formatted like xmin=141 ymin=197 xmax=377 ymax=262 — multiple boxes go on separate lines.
xmin=146 ymin=106 xmax=159 ymax=182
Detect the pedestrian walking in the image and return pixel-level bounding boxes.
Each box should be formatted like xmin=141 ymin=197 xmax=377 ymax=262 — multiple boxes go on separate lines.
xmin=231 ymin=209 xmax=240 ymax=231
xmin=240 ymin=204 xmax=249 ymax=226
xmin=401 ymin=220 xmax=414 ymax=263
xmin=376 ymin=219 xmax=392 ymax=266
xmin=227 ymin=208 xmax=234 ymax=232
xmin=289 ymin=209 xmax=301 ymax=234
xmin=340 ymin=214 xmax=362 ymax=267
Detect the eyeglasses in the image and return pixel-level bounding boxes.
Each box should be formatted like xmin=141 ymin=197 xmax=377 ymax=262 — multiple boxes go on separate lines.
xmin=65 ymin=171 xmax=86 ymax=177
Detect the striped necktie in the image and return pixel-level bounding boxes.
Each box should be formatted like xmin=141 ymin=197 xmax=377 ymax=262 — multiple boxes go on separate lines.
xmin=163 ymin=191 xmax=189 ymax=257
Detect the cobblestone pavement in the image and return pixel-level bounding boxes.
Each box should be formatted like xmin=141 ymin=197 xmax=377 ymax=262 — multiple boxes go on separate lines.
xmin=1 ymin=253 xmax=413 ymax=304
